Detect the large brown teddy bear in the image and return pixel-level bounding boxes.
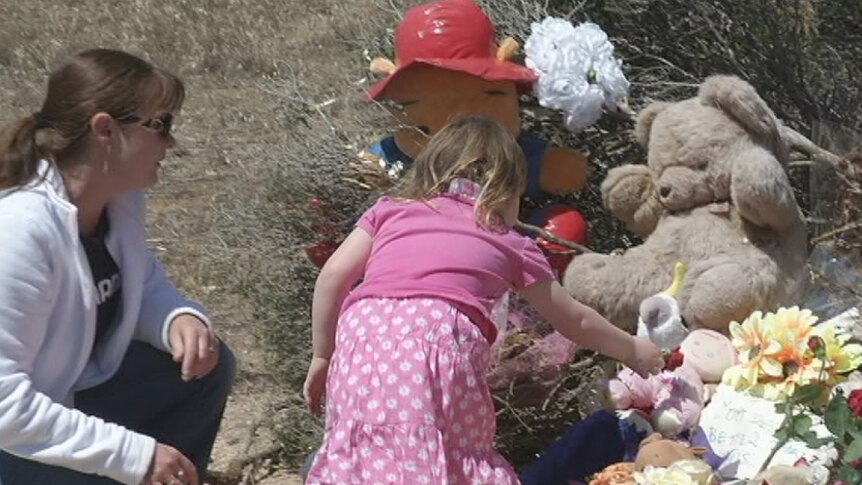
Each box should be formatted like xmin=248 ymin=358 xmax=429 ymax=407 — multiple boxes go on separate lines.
xmin=563 ymin=75 xmax=809 ymax=333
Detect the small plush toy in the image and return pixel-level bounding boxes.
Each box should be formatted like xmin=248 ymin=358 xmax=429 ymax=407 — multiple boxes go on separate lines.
xmin=677 ymin=329 xmax=737 ymax=386
xmin=749 ymin=464 xmax=816 ymax=485
xmin=637 ymin=262 xmax=689 ymax=350
xmin=634 ymin=433 xmax=707 ymax=470
xmin=608 ymin=367 xmax=704 ymax=438
xmin=364 ymin=0 xmax=590 ymax=204
xmin=563 ymin=75 xmax=809 ymax=333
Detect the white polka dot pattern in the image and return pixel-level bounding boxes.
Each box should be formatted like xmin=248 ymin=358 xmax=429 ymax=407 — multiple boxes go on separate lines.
xmin=306 ymin=297 xmax=518 ymax=484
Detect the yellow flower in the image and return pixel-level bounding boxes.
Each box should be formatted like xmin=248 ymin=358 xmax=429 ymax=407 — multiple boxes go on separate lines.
xmin=724 ymin=311 xmax=782 ymax=389
xmin=814 ymin=323 xmax=862 ymax=374
xmin=771 ymin=306 xmax=817 ymax=343
xmin=723 ymin=307 xmax=862 ymax=401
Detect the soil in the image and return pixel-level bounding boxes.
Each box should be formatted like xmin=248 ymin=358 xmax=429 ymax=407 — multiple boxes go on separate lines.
xmin=0 ymin=0 xmax=397 ymax=483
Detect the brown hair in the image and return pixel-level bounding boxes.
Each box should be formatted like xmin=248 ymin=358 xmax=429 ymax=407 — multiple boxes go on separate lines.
xmin=0 ymin=48 xmax=184 ymax=189
xmin=398 ymin=115 xmax=527 ymax=228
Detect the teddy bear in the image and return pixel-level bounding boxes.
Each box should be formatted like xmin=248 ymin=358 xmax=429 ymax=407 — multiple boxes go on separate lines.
xmin=634 ymin=433 xmax=709 ymax=470
xmin=563 ymin=75 xmax=809 ymax=333
xmin=363 ymin=0 xmax=589 ymax=207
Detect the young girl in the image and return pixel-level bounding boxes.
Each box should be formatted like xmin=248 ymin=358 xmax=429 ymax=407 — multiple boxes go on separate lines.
xmin=0 ymin=49 xmax=234 ymax=485
xmin=303 ymin=115 xmax=663 ymax=484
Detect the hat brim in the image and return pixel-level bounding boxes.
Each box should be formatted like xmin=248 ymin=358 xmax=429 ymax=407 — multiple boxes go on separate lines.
xmin=365 ymin=58 xmax=538 ymax=101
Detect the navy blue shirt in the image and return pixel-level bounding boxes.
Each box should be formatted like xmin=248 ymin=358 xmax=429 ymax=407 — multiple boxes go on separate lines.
xmin=80 ymin=217 xmax=122 ymax=345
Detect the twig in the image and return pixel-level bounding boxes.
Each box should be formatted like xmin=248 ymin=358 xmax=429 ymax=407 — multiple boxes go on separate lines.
xmin=541 ymin=356 xmax=596 ymax=411
xmin=783 ymin=126 xmax=842 ymax=165
xmin=811 ymin=219 xmax=862 ymax=244
xmin=493 ymin=394 xmax=535 ymax=433
xmin=515 ymin=221 xmax=597 ymax=254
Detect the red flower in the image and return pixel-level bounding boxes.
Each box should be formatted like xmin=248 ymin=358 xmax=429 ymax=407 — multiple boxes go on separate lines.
xmin=665 ymin=349 xmax=685 ymax=371
xmin=848 ymin=389 xmax=862 ymax=417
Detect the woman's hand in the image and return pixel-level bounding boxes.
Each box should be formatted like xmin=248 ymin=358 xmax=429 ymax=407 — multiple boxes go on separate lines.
xmin=303 ymin=357 xmax=330 ymax=417
xmin=168 ymin=314 xmax=219 ymax=382
xmin=142 ymin=443 xmax=198 ymax=485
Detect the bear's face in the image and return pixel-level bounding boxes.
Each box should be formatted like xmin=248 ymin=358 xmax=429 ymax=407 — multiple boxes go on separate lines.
xmin=380 ymin=65 xmax=521 ymax=159
xmin=642 ymin=99 xmax=750 ymax=212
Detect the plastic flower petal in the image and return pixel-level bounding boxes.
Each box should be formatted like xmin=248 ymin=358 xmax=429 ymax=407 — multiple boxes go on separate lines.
xmin=634 ymin=465 xmax=698 ymax=485
xmin=524 ymin=17 xmax=629 ymax=132
xmin=815 ymin=323 xmax=862 ymax=374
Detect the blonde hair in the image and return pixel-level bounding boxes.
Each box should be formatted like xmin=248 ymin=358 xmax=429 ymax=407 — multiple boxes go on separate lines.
xmin=398 ymin=115 xmax=526 ymax=228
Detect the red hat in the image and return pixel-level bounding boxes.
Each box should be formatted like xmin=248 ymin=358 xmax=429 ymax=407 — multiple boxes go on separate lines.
xmin=366 ymin=0 xmax=538 ymax=101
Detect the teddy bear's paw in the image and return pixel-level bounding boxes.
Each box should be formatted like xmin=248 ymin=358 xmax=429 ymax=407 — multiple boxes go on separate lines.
xmin=602 ymin=165 xmax=662 ymax=236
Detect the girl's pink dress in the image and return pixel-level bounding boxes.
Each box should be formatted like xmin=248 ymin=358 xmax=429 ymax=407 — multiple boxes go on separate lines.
xmin=306 ymin=296 xmax=519 ymax=484
xmin=307 ymin=188 xmax=553 ymax=484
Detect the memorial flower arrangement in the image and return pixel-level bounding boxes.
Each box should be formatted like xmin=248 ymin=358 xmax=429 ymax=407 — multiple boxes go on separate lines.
xmin=523 ymin=17 xmax=630 ymax=131
xmin=717 ymin=307 xmax=862 ymax=483
xmin=722 ymin=306 xmax=862 ymax=401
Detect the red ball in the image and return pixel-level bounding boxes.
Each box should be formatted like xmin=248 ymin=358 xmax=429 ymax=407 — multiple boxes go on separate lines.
xmin=535 ymin=204 xmax=588 ymax=273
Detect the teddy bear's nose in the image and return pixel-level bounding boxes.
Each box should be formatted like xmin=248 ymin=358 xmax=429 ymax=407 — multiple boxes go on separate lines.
xmin=659 ymin=186 xmax=672 ymax=198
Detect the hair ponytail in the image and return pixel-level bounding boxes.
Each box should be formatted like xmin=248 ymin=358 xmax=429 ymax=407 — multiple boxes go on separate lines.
xmin=1 ymin=48 xmax=185 ymax=190
xmin=0 ymin=115 xmax=42 ymax=189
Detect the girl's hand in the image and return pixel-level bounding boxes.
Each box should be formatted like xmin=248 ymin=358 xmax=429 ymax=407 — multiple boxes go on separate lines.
xmin=303 ymin=357 xmax=330 ymax=417
xmin=142 ymin=443 xmax=198 ymax=485
xmin=628 ymin=335 xmax=664 ymax=377
xmin=168 ymin=314 xmax=219 ymax=382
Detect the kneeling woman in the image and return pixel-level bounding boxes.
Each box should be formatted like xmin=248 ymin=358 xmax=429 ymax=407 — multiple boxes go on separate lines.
xmin=0 ymin=49 xmax=235 ymax=485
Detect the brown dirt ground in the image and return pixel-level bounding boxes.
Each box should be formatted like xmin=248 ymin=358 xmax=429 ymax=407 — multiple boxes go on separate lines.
xmin=0 ymin=0 xmax=392 ymax=483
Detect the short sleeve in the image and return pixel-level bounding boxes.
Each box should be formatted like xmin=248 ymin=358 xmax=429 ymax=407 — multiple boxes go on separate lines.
xmin=356 ymin=197 xmax=388 ymax=236
xmin=518 ymin=238 xmax=555 ymax=288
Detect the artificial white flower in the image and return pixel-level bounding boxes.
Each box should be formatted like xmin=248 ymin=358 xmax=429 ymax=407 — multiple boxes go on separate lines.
xmin=524 ymin=17 xmax=630 ymax=131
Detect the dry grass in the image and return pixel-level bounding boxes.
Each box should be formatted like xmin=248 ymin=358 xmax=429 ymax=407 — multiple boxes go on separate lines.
xmin=2 ymin=0 xmax=862 ymax=479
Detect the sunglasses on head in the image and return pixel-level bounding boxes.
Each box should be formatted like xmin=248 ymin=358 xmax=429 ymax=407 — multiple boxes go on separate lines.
xmin=114 ymin=112 xmax=174 ymax=138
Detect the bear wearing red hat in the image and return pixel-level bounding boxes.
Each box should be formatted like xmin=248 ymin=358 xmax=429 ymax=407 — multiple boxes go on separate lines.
xmin=364 ymin=0 xmax=590 ymax=201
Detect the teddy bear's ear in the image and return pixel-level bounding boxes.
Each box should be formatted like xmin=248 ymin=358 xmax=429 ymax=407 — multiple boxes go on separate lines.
xmin=634 ymin=102 xmax=670 ymax=148
xmin=699 ymin=75 xmax=787 ymax=162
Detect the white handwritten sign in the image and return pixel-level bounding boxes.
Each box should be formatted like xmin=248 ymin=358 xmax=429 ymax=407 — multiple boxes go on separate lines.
xmin=698 ymin=385 xmax=835 ymax=480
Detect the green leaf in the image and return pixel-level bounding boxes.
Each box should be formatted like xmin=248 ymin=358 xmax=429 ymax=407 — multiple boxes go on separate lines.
xmin=794 ymin=383 xmax=823 ymax=404
xmin=793 ymin=415 xmax=813 ymax=436
xmin=838 ymin=464 xmax=862 ymax=483
xmin=826 ymin=393 xmax=852 ymax=439
xmin=845 ymin=437 xmax=862 ymax=462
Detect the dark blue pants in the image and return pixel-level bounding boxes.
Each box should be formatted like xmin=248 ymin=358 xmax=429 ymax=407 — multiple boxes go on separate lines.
xmin=0 ymin=340 xmax=236 ymax=484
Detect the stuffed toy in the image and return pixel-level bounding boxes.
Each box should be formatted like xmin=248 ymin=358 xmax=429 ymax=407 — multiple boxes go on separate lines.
xmin=634 ymin=433 xmax=708 ymax=471
xmin=608 ymin=367 xmax=704 ymax=438
xmin=677 ymin=329 xmax=736 ymax=386
xmin=363 ymin=0 xmax=589 ymax=205
xmin=520 ymin=410 xmax=652 ymax=485
xmin=749 ymin=464 xmax=817 ymax=485
xmin=637 ymin=262 xmax=689 ymax=350
xmin=563 ymin=75 xmax=809 ymax=333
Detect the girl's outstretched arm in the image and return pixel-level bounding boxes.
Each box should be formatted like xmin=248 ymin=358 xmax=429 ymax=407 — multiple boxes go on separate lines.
xmin=520 ymin=280 xmax=663 ymax=377
xmin=304 ymin=228 xmax=372 ymax=415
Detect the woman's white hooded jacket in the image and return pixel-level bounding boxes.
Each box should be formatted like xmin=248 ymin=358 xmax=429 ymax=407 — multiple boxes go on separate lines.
xmin=0 ymin=161 xmax=211 ymax=484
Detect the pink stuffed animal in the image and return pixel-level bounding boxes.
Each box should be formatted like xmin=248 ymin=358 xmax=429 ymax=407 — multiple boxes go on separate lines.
xmin=609 ymin=329 xmax=738 ymax=437
xmin=608 ymin=367 xmax=703 ymax=438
